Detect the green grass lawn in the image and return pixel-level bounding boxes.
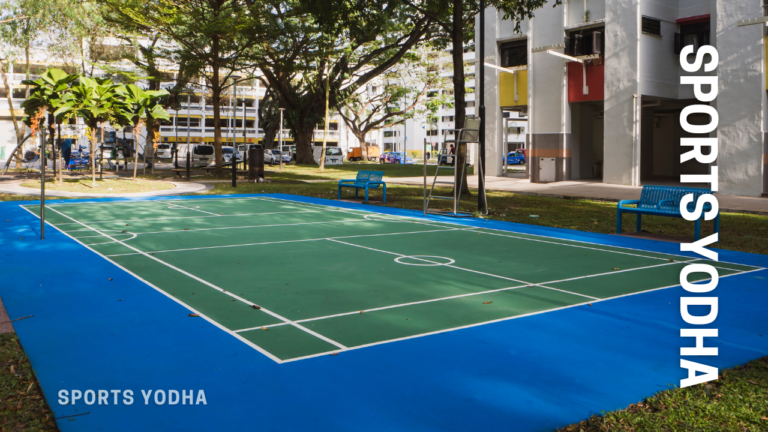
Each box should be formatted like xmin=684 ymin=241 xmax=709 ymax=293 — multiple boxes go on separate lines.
xmin=1 ymin=171 xmax=767 ymax=431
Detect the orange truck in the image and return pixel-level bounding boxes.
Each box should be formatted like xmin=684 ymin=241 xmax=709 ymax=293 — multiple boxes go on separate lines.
xmin=347 ymin=145 xmax=380 ymax=162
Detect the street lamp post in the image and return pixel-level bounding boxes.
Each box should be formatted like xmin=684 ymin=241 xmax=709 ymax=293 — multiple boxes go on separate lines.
xmin=478 ymin=0 xmax=486 ymax=212
xmin=278 ymin=108 xmax=285 ymax=172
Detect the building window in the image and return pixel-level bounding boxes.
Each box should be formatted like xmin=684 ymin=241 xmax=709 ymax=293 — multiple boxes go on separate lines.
xmin=642 ymin=16 xmax=661 ymax=36
xmin=441 ymin=116 xmax=454 ymax=122
xmin=565 ymin=27 xmax=604 ymax=56
xmin=507 ymin=126 xmax=525 ymax=135
xmin=465 ymin=101 xmax=475 ymax=108
xmin=499 ymin=39 xmax=527 ymax=68
xmin=427 ymin=91 xmax=439 ymax=98
xmin=427 ymin=129 xmax=439 ymax=136
xmin=674 ymin=21 xmax=710 ymax=54
xmin=383 ymin=131 xmax=398 ymax=138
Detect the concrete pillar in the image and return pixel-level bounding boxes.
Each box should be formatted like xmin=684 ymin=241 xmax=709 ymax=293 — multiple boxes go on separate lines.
xmin=716 ymin=1 xmax=764 ymax=197
xmin=604 ymin=0 xmax=640 ymax=186
xmin=528 ymin=2 xmax=570 ymax=182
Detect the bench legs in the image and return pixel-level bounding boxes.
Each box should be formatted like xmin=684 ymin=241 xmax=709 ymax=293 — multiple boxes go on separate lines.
xmin=616 ymin=210 xmax=622 ymax=234
xmin=382 ymin=184 xmax=386 ymax=203
xmin=695 ymin=219 xmax=701 ymax=241
xmin=636 ymin=214 xmax=642 ymax=233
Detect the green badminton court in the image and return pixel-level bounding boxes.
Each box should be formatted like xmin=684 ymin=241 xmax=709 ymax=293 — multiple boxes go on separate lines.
xmin=22 ymin=195 xmax=760 ymax=363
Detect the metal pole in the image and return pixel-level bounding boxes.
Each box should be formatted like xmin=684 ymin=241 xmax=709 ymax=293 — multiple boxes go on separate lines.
xmin=40 ymin=127 xmax=46 ymax=240
xmin=174 ymin=104 xmax=179 ymax=169
xmin=278 ymin=108 xmax=285 ymax=172
xmin=423 ymin=137 xmax=427 ymax=216
xmin=478 ymin=0 xmax=487 ymax=212
xmin=242 ymin=90 xmax=247 ymax=178
xmin=186 ymin=93 xmax=191 ymax=180
xmin=255 ymin=79 xmax=260 ymax=145
xmin=231 ymin=81 xmax=237 ymax=188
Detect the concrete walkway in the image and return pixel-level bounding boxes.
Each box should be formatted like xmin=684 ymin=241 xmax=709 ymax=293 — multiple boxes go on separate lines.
xmin=388 ymin=174 xmax=768 ymax=215
xmin=0 ymin=179 xmax=211 ymax=198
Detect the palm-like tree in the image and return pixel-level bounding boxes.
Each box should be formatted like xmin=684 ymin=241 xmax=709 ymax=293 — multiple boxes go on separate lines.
xmin=21 ymin=68 xmax=79 ymax=184
xmin=56 ymin=77 xmax=131 ymax=187
xmin=115 ymin=84 xmax=170 ymax=180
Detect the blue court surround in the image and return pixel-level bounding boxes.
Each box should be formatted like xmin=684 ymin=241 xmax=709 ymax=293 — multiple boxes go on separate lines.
xmin=1 ymin=193 xmax=766 ymax=432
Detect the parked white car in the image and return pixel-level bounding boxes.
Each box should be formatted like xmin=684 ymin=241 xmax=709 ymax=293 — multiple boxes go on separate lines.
xmin=313 ymin=146 xmax=343 ymax=165
xmin=156 ymin=144 xmax=172 ymax=159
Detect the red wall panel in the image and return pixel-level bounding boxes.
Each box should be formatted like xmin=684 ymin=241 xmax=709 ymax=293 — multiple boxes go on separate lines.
xmin=568 ymin=62 xmax=604 ymax=102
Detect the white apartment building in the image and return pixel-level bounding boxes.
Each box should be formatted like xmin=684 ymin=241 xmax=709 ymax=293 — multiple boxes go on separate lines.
xmin=478 ymin=0 xmax=768 ymax=197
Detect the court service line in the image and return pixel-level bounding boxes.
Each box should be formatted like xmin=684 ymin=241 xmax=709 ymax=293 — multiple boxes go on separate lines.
xmin=326 ymin=238 xmax=600 ymax=300
xmin=234 ymin=282 xmax=533 ymax=332
xmin=235 ymin=257 xmax=716 ymax=332
xmin=109 ymin=218 xmax=383 ymax=238
xmin=105 ymin=228 xmax=462 ymax=257
xmin=18 ymin=206 xmax=284 ymax=364
xmin=155 ymin=200 xmax=222 ymax=216
xmin=258 ymin=196 xmax=748 ymax=266
xmin=42 ymin=205 xmax=347 ymax=351
xmin=51 ymin=210 xmax=330 ymax=226
xmin=279 ymin=267 xmax=763 ymax=363
xmin=44 ymin=196 xmax=258 ymax=207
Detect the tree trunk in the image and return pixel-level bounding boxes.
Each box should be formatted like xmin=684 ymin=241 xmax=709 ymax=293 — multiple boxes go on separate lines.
xmin=360 ymin=131 xmax=369 ymax=161
xmin=146 ymin=118 xmax=156 ymax=175
xmin=89 ymin=124 xmax=97 ymax=188
xmin=24 ymin=43 xmax=30 ymax=98
xmin=133 ymin=120 xmax=143 ymax=181
xmin=319 ymin=69 xmax=330 ymax=171
xmin=211 ymin=39 xmax=223 ymax=176
xmin=451 ymin=0 xmax=471 ymax=196
xmin=0 ymin=58 xmax=25 ymax=168
xmin=294 ymin=122 xmax=316 ymax=164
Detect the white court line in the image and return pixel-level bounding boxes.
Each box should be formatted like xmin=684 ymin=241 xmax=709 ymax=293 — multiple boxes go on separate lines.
xmin=51 ymin=210 xmax=330 ymax=226
xmin=41 ymin=205 xmax=347 ymax=353
xmin=278 ymin=267 xmax=763 ymax=363
xmin=236 ymin=259 xmax=703 ymax=332
xmin=104 ymin=218 xmax=375 ymax=238
xmin=156 ymin=200 xmax=222 ymax=216
xmin=44 ymin=196 xmax=259 ymax=207
xmin=326 ymin=238 xmax=600 ymax=300
xmin=105 ymin=228 xmax=461 ymax=257
xmin=260 ymin=196 xmax=763 ymax=270
xmin=19 ymin=206 xmax=284 ymax=364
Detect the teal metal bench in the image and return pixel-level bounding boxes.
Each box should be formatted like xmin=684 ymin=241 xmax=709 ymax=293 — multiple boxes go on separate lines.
xmin=617 ymin=185 xmax=719 ymax=241
xmin=338 ymin=170 xmax=386 ymax=203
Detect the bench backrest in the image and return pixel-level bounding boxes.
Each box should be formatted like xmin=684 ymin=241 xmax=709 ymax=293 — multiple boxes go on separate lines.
xmin=638 ymin=185 xmax=712 ymax=214
xmin=459 ymin=117 xmax=481 ymax=143
xmin=355 ymin=170 xmax=385 ymax=186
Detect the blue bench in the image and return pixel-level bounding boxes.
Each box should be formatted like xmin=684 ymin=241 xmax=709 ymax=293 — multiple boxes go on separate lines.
xmin=617 ymin=185 xmax=719 ymax=241
xmin=338 ymin=170 xmax=386 ymax=203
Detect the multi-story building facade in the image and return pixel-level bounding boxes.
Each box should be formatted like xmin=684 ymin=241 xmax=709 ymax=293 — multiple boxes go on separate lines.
xmin=380 ymin=48 xmax=477 ymax=156
xmin=478 ymin=0 xmax=767 ymax=197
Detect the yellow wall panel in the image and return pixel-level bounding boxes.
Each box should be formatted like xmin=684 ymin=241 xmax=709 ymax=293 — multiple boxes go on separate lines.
xmin=499 ymin=69 xmax=527 ymax=107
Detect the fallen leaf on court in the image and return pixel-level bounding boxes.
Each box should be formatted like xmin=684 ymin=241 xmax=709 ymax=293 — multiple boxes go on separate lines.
xmin=109 ymin=278 xmax=113 ymax=281
xmin=483 ymin=301 xmax=493 ymax=305
xmin=10 ymin=365 xmax=14 ymax=373
xmin=261 ymin=327 xmax=269 ymax=331
xmin=26 ymin=382 xmax=34 ymax=393
xmin=5 ymin=220 xmax=10 ymax=222
xmin=360 ymin=310 xmax=364 ymax=314
xmin=121 ymin=230 xmax=127 ymax=233
xmin=329 ymin=353 xmax=339 ymax=356
xmin=612 ymin=267 xmax=619 ymax=270
xmin=125 ymin=224 xmax=129 ymax=226
xmin=668 ymin=259 xmax=674 ymax=262
xmin=588 ymin=303 xmax=593 ymax=307
xmin=188 ymin=314 xmax=199 ymax=317
xmin=251 ymin=305 xmax=261 ymax=310
xmin=183 ymin=228 xmax=189 ymax=230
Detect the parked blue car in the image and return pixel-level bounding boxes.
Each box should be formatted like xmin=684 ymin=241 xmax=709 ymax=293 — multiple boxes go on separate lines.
xmin=506 ymin=150 xmax=526 ymax=165
xmin=380 ymin=151 xmax=413 ymax=164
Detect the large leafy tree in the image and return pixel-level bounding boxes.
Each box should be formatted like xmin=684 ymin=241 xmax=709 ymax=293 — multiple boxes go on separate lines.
xmin=98 ymin=0 xmax=268 ymax=176
xmin=401 ymin=0 xmax=558 ymax=195
xmin=339 ymin=49 xmax=451 ymax=161
xmin=259 ymin=0 xmax=439 ymax=164
xmin=115 ymin=84 xmax=170 ymax=180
